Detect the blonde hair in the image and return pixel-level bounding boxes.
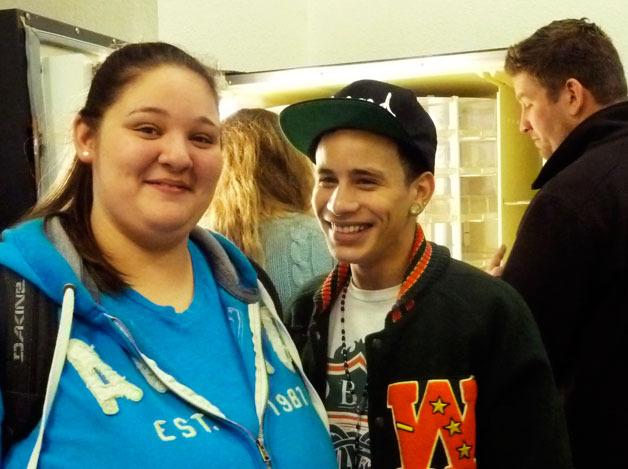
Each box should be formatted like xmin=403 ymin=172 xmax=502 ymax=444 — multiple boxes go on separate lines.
xmin=206 ymin=108 xmax=315 ymax=264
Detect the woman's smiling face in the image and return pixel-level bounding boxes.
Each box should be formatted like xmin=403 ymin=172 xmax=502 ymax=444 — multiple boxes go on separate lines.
xmin=76 ymin=65 xmax=222 ymax=248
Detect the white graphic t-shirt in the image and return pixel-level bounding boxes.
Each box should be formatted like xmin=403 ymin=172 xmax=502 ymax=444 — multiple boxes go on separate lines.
xmin=326 ymin=281 xmax=399 ymax=469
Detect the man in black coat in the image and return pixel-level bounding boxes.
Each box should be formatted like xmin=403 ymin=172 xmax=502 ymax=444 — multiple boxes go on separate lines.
xmin=493 ymin=18 xmax=628 ymax=468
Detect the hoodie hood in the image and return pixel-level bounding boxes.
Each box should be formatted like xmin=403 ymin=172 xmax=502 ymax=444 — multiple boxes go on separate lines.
xmin=190 ymin=226 xmax=260 ymax=304
xmin=0 ymin=218 xmax=261 ymax=316
xmin=0 ymin=219 xmax=97 ymax=313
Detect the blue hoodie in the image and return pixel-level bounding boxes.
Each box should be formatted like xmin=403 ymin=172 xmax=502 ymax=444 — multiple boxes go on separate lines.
xmin=0 ymin=219 xmax=335 ymax=468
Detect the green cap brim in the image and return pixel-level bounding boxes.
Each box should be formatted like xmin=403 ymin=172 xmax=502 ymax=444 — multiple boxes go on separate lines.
xmin=279 ymin=98 xmax=413 ymax=159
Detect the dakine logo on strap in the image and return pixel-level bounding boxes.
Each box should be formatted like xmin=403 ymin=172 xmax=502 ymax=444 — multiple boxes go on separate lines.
xmin=13 ymin=279 xmax=26 ymax=362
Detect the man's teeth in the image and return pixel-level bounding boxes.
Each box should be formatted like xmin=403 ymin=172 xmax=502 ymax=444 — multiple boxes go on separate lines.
xmin=331 ymin=223 xmax=368 ymax=233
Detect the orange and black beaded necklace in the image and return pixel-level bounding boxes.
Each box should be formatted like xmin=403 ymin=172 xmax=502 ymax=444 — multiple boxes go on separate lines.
xmin=314 ymin=224 xmax=433 ymax=322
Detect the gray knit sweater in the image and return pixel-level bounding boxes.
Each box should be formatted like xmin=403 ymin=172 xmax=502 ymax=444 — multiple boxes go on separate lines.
xmin=259 ymin=213 xmax=334 ymax=320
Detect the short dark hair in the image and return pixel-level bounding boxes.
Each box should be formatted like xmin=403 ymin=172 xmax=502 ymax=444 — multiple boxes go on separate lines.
xmin=505 ymin=18 xmax=627 ymax=104
xmin=397 ymin=142 xmax=431 ymax=183
xmin=27 ymin=42 xmax=220 ymax=292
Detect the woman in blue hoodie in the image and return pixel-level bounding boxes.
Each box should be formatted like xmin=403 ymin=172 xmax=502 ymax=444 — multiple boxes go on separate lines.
xmin=0 ymin=42 xmax=335 ymax=468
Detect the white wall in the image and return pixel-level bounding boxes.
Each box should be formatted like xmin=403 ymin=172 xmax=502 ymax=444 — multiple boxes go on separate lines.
xmin=0 ymin=0 xmax=158 ymax=42
xmin=158 ymin=0 xmax=628 ymax=73
xmin=158 ymin=0 xmax=308 ymax=72
xmin=3 ymin=1 xmax=625 ymax=77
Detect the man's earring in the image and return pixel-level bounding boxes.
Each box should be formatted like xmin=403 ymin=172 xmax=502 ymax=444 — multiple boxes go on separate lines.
xmin=409 ymin=202 xmax=424 ymax=216
xmin=81 ymin=150 xmax=89 ymax=157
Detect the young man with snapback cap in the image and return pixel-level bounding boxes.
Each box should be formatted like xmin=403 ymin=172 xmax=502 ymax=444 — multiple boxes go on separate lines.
xmin=280 ymin=79 xmax=571 ymax=469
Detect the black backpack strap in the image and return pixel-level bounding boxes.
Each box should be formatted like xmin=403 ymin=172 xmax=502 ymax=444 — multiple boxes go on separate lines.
xmin=285 ymin=273 xmax=326 ymax=352
xmin=0 ymin=217 xmax=102 ymax=455
xmin=247 ymin=257 xmax=284 ymax=322
xmin=0 ymin=266 xmax=58 ymax=452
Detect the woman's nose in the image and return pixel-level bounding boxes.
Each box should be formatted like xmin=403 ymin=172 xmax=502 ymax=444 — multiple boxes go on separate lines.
xmin=158 ymin=134 xmax=192 ymax=171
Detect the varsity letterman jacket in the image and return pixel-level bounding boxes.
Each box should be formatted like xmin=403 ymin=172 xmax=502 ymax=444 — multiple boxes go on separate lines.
xmin=289 ymin=227 xmax=573 ymax=469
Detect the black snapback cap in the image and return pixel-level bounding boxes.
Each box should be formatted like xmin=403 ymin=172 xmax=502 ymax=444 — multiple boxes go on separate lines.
xmin=279 ymin=79 xmax=437 ymax=172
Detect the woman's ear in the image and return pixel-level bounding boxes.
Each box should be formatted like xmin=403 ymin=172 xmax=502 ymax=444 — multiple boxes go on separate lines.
xmin=411 ymin=171 xmax=435 ymax=207
xmin=73 ymin=116 xmax=95 ymax=163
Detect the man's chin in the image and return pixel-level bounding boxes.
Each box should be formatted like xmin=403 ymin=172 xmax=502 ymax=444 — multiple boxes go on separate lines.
xmin=535 ymin=144 xmax=553 ymax=160
xmin=329 ymin=246 xmax=364 ymax=266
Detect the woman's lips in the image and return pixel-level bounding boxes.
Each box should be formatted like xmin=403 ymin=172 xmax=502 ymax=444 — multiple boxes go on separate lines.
xmin=146 ymin=179 xmax=191 ymax=193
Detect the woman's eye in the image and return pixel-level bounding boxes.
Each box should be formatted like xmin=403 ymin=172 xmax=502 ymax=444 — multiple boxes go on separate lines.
xmin=191 ymin=134 xmax=215 ymax=146
xmin=135 ymin=125 xmax=160 ymax=136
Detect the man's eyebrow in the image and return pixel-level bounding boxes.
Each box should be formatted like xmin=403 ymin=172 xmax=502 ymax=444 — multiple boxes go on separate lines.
xmin=316 ymin=167 xmax=334 ymax=175
xmin=350 ymin=168 xmax=385 ymax=178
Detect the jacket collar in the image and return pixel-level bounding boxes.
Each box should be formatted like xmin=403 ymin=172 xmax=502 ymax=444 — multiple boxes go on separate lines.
xmin=313 ymin=224 xmax=448 ymax=323
xmin=0 ymin=218 xmax=260 ymax=311
xmin=533 ymin=100 xmax=628 ymax=189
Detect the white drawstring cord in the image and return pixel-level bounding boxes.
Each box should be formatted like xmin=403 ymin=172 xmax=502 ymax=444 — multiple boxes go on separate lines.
xmin=27 ymin=284 xmax=75 ymax=469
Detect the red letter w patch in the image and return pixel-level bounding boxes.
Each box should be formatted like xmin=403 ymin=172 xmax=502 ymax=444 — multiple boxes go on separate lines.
xmin=387 ymin=377 xmax=477 ymax=469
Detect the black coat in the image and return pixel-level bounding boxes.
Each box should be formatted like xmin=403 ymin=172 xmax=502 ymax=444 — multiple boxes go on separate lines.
xmin=502 ymin=101 xmax=628 ymax=468
xmin=290 ymin=244 xmax=572 ymax=469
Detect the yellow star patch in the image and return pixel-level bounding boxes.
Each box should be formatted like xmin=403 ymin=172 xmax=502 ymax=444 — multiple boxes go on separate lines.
xmin=444 ymin=418 xmax=462 ymax=435
xmin=430 ymin=397 xmax=449 ymax=414
xmin=457 ymin=442 xmax=472 ymax=459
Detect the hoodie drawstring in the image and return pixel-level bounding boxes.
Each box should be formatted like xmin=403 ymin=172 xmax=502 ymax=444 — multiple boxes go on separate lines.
xmin=27 ymin=284 xmax=76 ymax=469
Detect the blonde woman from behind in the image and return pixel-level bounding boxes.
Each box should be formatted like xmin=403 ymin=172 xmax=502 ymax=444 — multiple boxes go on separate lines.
xmin=207 ymin=108 xmax=334 ymax=319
